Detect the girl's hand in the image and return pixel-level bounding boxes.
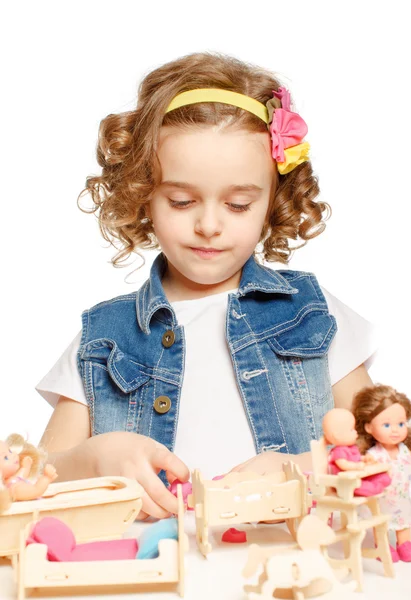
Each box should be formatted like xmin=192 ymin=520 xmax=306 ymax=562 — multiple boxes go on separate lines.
xmin=363 ymin=454 xmax=376 ymax=464
xmin=230 ymin=451 xmax=287 ymax=475
xmin=230 ymin=450 xmax=313 ymax=475
xmin=83 ymin=432 xmax=189 ymax=520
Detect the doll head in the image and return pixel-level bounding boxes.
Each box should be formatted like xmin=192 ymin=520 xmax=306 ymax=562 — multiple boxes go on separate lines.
xmin=322 ymin=408 xmax=358 ymax=446
xmin=81 ymin=52 xmax=330 ymax=273
xmin=0 ymin=439 xmax=22 ymax=480
xmin=0 ymin=434 xmax=46 ymax=482
xmin=352 ymin=384 xmax=411 ymax=453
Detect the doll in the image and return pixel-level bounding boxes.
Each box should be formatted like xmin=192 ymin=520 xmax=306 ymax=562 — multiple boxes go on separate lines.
xmin=322 ymin=408 xmax=391 ymax=496
xmin=352 ymin=384 xmax=411 ymax=563
xmin=0 ymin=433 xmax=57 ymax=512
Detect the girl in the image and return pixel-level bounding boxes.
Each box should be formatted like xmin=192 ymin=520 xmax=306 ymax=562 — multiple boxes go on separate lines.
xmin=352 ymin=384 xmax=411 ymax=562
xmin=37 ymin=52 xmax=377 ymax=520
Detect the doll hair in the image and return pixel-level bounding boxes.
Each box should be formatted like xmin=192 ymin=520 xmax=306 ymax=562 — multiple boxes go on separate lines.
xmin=352 ymin=384 xmax=411 ymax=453
xmin=80 ymin=51 xmax=330 ymax=267
xmin=5 ymin=434 xmax=47 ymax=479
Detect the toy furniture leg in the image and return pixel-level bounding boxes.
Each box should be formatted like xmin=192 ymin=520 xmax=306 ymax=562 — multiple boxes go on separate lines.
xmin=199 ymin=523 xmax=212 ymax=557
xmin=194 ymin=504 xmax=211 ymax=557
xmin=315 ymin=502 xmax=366 ymax=592
xmin=286 ymin=518 xmax=297 ymax=541
xmin=340 ymin=512 xmax=351 ymax=559
xmin=313 ymin=503 xmax=332 ymax=525
xmin=286 ymin=515 xmax=304 ymax=541
xmin=361 ymin=497 xmax=394 ymax=579
xmin=347 ymin=531 xmax=365 ymax=593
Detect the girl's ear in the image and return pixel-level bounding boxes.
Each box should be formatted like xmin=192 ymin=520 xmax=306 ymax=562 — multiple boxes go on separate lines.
xmin=364 ymin=423 xmax=372 ymax=435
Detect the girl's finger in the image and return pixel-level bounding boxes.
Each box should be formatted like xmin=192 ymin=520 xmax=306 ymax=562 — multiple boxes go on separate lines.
xmin=229 ymin=459 xmax=249 ymax=473
xmin=135 ymin=509 xmax=150 ymax=521
xmin=141 ymin=492 xmax=171 ymax=520
xmin=142 ymin=469 xmax=180 ymax=515
xmin=165 ymin=470 xmax=177 ymax=484
xmin=121 ymin=463 xmax=171 ymax=519
xmin=152 ymin=447 xmax=190 ymax=482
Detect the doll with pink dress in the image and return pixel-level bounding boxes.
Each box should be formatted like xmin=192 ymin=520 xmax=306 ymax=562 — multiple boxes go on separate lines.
xmin=0 ymin=433 xmax=57 ymax=512
xmin=322 ymin=408 xmax=391 ymax=496
xmin=352 ymin=384 xmax=411 ymax=563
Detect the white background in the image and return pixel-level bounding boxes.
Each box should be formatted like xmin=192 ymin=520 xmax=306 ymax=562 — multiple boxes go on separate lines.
xmin=1 ymin=0 xmax=410 ymax=443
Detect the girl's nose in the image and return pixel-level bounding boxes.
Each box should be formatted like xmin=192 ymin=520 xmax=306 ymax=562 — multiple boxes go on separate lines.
xmin=194 ymin=206 xmax=222 ymax=238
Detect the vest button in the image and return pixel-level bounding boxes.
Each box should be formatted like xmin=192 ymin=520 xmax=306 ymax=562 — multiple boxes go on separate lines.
xmin=153 ymin=396 xmax=172 ymax=414
xmin=162 ymin=330 xmax=175 ymax=348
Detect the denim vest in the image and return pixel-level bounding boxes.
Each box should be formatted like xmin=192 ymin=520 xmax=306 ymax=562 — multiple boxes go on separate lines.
xmin=77 ymin=253 xmax=337 ymax=461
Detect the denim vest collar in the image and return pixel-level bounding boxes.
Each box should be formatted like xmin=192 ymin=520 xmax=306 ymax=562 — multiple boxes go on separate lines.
xmin=136 ymin=253 xmax=299 ymax=334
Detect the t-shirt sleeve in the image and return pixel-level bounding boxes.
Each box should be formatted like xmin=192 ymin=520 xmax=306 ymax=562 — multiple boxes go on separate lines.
xmin=320 ymin=286 xmax=378 ymax=386
xmin=35 ymin=331 xmax=87 ymax=408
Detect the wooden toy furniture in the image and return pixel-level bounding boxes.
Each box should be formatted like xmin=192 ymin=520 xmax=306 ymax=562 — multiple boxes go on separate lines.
xmin=0 ymin=476 xmax=143 ymax=559
xmin=309 ymin=437 xmax=394 ymax=592
xmin=242 ymin=515 xmax=358 ymax=599
xmin=188 ymin=461 xmax=309 ymax=556
xmin=15 ymin=486 xmax=187 ymax=599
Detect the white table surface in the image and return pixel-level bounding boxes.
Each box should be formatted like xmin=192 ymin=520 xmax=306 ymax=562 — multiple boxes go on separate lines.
xmin=1 ymin=513 xmax=410 ymax=600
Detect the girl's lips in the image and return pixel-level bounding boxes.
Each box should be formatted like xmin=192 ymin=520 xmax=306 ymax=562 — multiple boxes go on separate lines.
xmin=190 ymin=247 xmax=223 ymax=258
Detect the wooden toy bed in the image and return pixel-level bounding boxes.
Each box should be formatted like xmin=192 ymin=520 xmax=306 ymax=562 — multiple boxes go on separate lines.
xmin=0 ymin=476 xmax=143 ymax=558
xmin=15 ymin=486 xmax=187 ymax=599
xmin=188 ymin=461 xmax=309 ymax=555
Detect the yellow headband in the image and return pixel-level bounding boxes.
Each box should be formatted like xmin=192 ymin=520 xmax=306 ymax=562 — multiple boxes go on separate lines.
xmin=165 ymin=88 xmax=269 ymax=123
xmin=165 ymin=88 xmax=310 ymax=175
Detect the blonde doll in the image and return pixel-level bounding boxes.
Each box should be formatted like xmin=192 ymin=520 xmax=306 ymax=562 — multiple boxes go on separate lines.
xmin=352 ymin=384 xmax=411 ymax=562
xmin=0 ymin=434 xmax=57 ymax=511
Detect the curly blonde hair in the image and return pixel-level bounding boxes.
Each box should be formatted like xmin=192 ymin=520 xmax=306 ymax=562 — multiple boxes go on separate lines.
xmin=352 ymin=384 xmax=411 ymax=453
xmin=80 ymin=52 xmax=330 ymax=267
xmin=5 ymin=434 xmax=47 ymax=478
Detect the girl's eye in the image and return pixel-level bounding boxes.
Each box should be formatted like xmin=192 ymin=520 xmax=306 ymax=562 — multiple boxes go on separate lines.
xmin=399 ymin=422 xmax=406 ymax=428
xmin=228 ymin=203 xmax=251 ymax=212
xmin=4 ymin=455 xmax=9 ymax=460
xmin=383 ymin=423 xmax=390 ymax=429
xmin=169 ymin=199 xmax=193 ymax=209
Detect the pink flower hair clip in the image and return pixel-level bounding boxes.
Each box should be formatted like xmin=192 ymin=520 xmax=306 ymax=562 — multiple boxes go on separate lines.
xmin=266 ymin=87 xmax=310 ymax=175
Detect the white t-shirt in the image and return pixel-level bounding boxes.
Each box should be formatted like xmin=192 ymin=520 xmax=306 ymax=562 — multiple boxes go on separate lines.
xmin=36 ymin=287 xmax=377 ymax=477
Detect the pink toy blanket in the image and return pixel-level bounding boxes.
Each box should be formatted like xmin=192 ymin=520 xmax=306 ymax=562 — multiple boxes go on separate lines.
xmin=27 ymin=517 xmax=138 ymax=562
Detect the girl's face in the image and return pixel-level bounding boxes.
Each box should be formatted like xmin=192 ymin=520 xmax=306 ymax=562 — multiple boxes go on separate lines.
xmin=365 ymin=403 xmax=408 ymax=448
xmin=149 ymin=126 xmax=276 ymax=300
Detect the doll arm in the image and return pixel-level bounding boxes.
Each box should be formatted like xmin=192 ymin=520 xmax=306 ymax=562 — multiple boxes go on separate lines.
xmin=8 ymin=465 xmax=57 ymax=501
xmin=334 ymin=458 xmax=365 ymax=471
xmin=15 ymin=456 xmax=33 ymax=479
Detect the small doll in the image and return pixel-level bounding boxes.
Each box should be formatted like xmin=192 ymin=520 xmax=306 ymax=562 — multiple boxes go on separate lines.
xmin=352 ymin=384 xmax=411 ymax=563
xmin=0 ymin=434 xmax=57 ymax=512
xmin=322 ymin=408 xmax=391 ymax=496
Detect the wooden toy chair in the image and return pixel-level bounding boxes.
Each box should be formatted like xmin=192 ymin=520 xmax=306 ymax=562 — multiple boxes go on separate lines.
xmin=243 ymin=515 xmax=358 ymax=600
xmin=309 ymin=437 xmax=394 ymax=592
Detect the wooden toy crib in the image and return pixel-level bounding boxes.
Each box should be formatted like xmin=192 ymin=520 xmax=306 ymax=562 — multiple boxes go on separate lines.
xmin=188 ymin=461 xmax=309 ymax=555
xmin=15 ymin=486 xmax=187 ymax=599
xmin=0 ymin=476 xmax=143 ymax=558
